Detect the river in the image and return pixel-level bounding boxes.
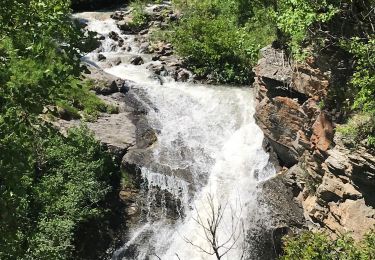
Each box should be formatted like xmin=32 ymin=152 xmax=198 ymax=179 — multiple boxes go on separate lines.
xmin=74 ymin=7 xmax=275 ymax=260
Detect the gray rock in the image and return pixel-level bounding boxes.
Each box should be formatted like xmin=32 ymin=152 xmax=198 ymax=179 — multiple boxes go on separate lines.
xmin=130 ymin=56 xmax=144 ymax=65
xmin=247 ymin=173 xmax=306 ymax=259
xmin=139 ymin=42 xmax=150 ymax=53
xmin=117 ymin=20 xmax=131 ymax=32
xmin=98 ymin=53 xmax=106 ymax=61
xmin=85 ymin=65 xmax=128 ymax=95
xmin=139 ymin=29 xmax=149 ymax=35
xmin=146 ymin=63 xmax=165 ymax=75
xmin=87 ymin=112 xmax=136 ymax=156
xmin=175 ymin=68 xmax=190 ymax=82
xmin=257 ymin=46 xmax=292 ymax=85
xmin=112 ymin=57 xmax=122 ymax=66
xmin=109 ymin=31 xmax=120 ymax=41
xmin=111 ymin=11 xmax=126 ymax=20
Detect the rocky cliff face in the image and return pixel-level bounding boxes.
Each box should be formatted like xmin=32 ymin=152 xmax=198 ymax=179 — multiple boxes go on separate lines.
xmin=255 ymin=46 xmax=375 ymax=240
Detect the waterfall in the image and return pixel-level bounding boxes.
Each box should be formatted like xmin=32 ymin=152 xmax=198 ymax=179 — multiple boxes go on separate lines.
xmin=74 ymin=9 xmax=276 ymax=260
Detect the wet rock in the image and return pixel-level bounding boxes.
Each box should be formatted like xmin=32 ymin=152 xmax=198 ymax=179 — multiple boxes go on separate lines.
xmin=146 ymin=63 xmax=166 ymax=75
xmin=249 ymin=172 xmax=306 ymax=259
xmin=139 ymin=29 xmax=149 ymax=35
xmin=174 ymin=68 xmax=190 ymax=82
xmin=85 ymin=65 xmax=128 ymax=95
xmin=118 ymin=39 xmax=124 ymax=47
xmin=130 ymin=56 xmax=144 ymax=65
xmin=111 ymin=11 xmax=128 ymax=20
xmin=109 ymin=31 xmax=120 ymax=41
xmin=151 ymin=55 xmax=160 ymax=61
xmin=98 ymin=53 xmax=106 ymax=61
xmin=112 ymin=57 xmax=122 ymax=66
xmin=117 ymin=20 xmax=132 ymax=32
xmin=139 ymin=42 xmax=150 ymax=53
xmin=124 ymin=45 xmax=132 ymax=52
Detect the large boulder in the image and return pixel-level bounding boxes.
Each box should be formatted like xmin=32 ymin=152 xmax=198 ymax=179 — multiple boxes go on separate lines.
xmin=85 ymin=64 xmax=129 ymax=95
xmin=246 ymin=171 xmax=306 ymax=259
xmin=130 ymin=56 xmax=144 ymax=65
xmin=255 ymin=94 xmax=310 ymax=166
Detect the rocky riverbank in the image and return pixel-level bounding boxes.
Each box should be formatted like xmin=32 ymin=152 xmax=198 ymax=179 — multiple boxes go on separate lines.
xmin=66 ymin=1 xmax=375 ymax=258
xmin=254 ymin=46 xmax=375 ymax=241
xmin=57 ymin=2 xmax=195 ymax=258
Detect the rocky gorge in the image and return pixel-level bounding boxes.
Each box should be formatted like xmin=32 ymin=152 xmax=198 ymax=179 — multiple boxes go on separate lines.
xmin=61 ymin=1 xmax=375 ymax=259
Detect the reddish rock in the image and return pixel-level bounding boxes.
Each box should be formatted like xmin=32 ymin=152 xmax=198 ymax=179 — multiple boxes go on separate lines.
xmin=254 ymin=45 xmax=375 ymax=240
xmin=255 ymin=95 xmax=309 ymax=166
xmin=310 ymin=112 xmax=334 ymax=152
xmin=292 ymin=65 xmax=330 ymax=98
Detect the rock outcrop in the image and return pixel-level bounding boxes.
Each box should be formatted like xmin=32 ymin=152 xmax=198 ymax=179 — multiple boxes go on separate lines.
xmin=255 ymin=46 xmax=375 ymax=240
xmin=248 ymin=172 xmax=306 ymax=259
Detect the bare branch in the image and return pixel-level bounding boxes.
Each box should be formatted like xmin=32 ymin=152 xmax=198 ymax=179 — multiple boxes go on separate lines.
xmin=181 ymin=192 xmax=246 ymax=260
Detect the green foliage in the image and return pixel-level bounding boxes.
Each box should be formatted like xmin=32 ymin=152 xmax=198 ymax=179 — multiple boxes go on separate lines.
xmin=0 ymin=126 xmax=116 ymax=259
xmin=275 ymin=0 xmax=339 ymax=59
xmin=335 ymin=37 xmax=375 ymax=146
xmin=128 ymin=0 xmax=150 ymax=30
xmin=120 ymin=169 xmax=135 ymax=189
xmin=59 ymin=79 xmax=114 ymax=121
xmin=336 ymin=113 xmax=375 ymax=148
xmin=168 ymin=0 xmax=276 ymax=84
xmin=282 ymin=231 xmax=375 ymax=260
xmin=273 ymin=0 xmax=374 ymax=146
xmin=0 ymin=0 xmax=119 ymax=259
xmin=342 ymin=37 xmax=375 ymax=114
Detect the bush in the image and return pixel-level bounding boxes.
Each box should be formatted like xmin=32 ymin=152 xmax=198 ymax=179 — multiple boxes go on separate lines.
xmin=0 ymin=1 xmax=120 ymax=258
xmin=282 ymin=231 xmax=375 ymax=260
xmin=168 ymin=0 xmax=276 ymax=84
xmin=336 ymin=113 xmax=375 ymax=148
xmin=0 ymin=125 xmax=117 ymax=259
xmin=128 ymin=0 xmax=150 ymax=31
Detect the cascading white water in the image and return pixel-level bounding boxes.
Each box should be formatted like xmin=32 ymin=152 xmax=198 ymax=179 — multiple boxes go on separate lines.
xmin=74 ymin=9 xmax=275 ymax=260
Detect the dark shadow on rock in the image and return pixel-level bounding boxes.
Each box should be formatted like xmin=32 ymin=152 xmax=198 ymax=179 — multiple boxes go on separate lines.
xmin=246 ymin=173 xmax=306 ymax=259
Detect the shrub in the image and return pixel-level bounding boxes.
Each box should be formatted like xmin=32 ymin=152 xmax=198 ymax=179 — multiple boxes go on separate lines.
xmin=0 ymin=1 xmax=120 ymax=258
xmin=282 ymin=231 xmax=375 ymax=260
xmin=0 ymin=125 xmax=117 ymax=259
xmin=336 ymin=113 xmax=375 ymax=148
xmin=128 ymin=0 xmax=150 ymax=31
xmin=168 ymin=0 xmax=276 ymax=84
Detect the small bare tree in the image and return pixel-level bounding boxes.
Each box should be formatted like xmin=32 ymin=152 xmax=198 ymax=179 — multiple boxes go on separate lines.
xmin=181 ymin=193 xmax=246 ymax=260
